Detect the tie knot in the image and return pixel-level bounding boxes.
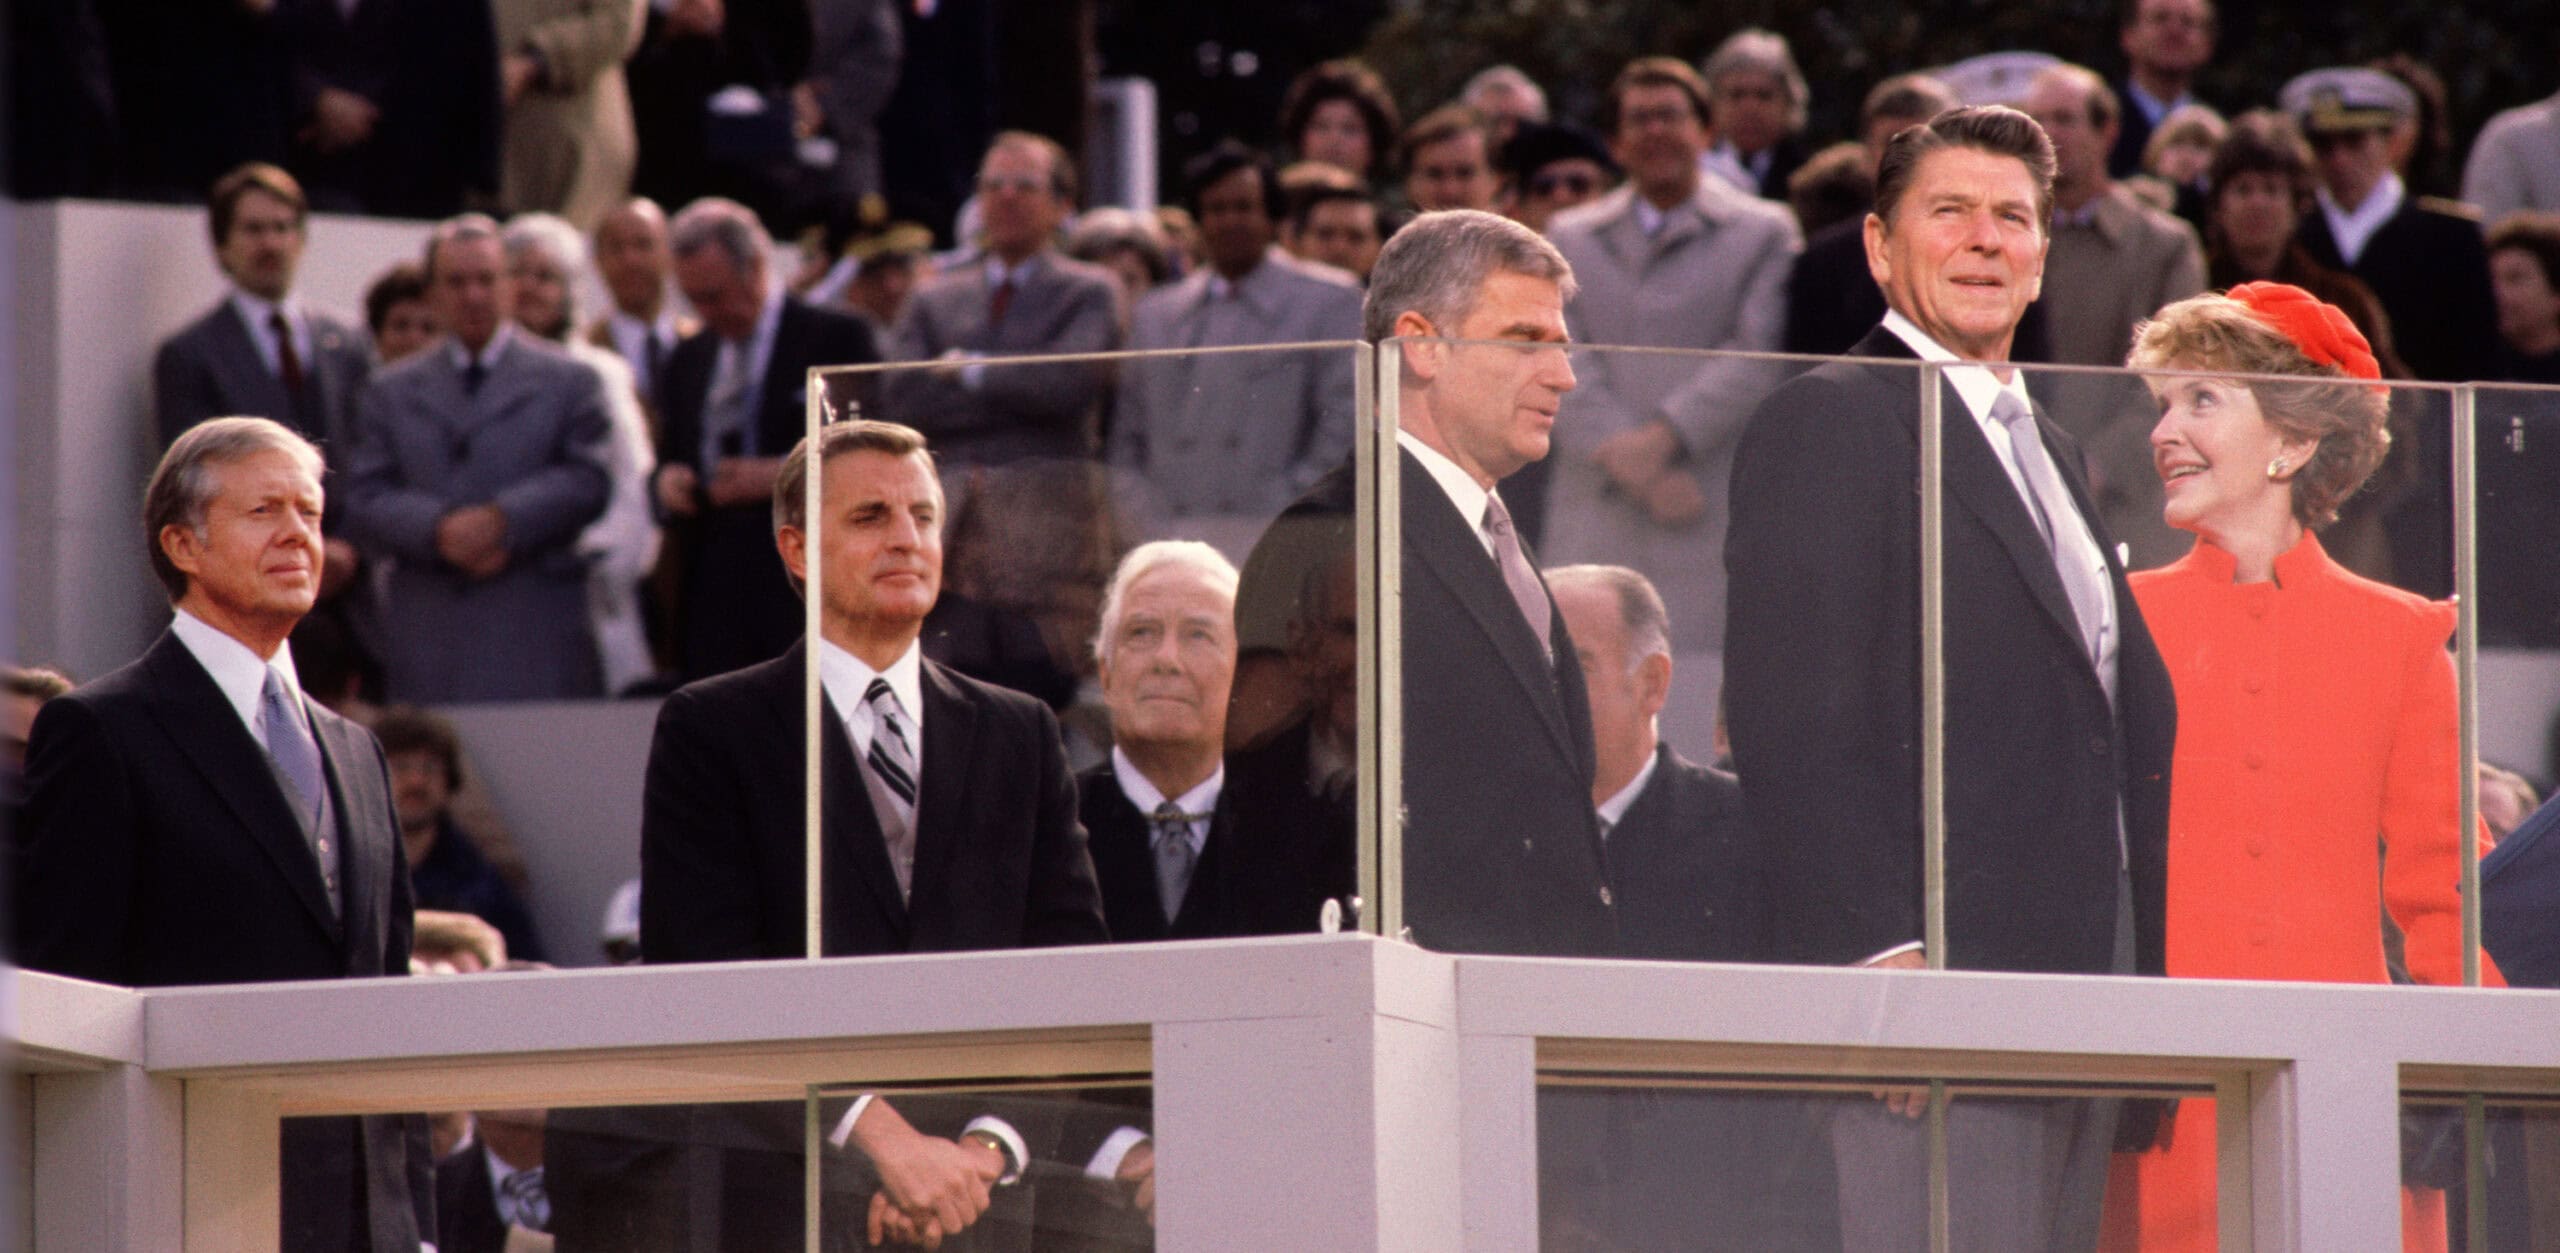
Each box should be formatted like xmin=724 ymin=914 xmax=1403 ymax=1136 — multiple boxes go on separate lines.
xmin=1990 ymin=391 xmax=2034 ymax=433
xmin=1481 ymin=495 xmax=1514 ymax=537
xmin=863 ymin=676 xmax=896 ymax=710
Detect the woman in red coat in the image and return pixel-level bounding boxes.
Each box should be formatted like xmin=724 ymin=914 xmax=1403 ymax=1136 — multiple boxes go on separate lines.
xmin=2105 ymin=283 xmax=2501 ymax=1251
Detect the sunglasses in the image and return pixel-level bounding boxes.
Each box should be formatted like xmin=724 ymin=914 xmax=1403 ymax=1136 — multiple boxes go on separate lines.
xmin=1531 ymin=171 xmax=1602 ymax=198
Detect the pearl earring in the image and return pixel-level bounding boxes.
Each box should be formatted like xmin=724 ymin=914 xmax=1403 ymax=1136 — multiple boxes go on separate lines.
xmin=2267 ymin=457 xmax=2288 ymax=480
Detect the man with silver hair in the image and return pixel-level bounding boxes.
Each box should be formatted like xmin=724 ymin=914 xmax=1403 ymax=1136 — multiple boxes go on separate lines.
xmin=503 ymin=211 xmax=665 ymax=694
xmin=1233 ymin=207 xmax=1615 ymax=958
xmin=343 ymin=212 xmax=614 ymax=702
xmin=1700 ymin=28 xmax=1812 ymax=199
xmin=653 ymin=195 xmax=880 ymax=679
xmin=1461 ymin=64 xmax=1549 ymax=149
xmin=18 ymin=417 xmax=433 ymax=1250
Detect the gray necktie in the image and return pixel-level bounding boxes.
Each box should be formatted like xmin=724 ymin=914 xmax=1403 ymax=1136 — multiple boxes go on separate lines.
xmin=703 ymin=341 xmax=754 ymax=462
xmin=1990 ymin=391 xmax=2107 ymax=664
xmin=1151 ymin=801 xmax=1199 ymax=922
xmin=257 ymin=670 xmax=338 ymax=905
xmin=860 ymin=678 xmax=918 ymax=899
xmin=1481 ymin=493 xmax=1553 ymax=656
xmin=498 ymin=1164 xmax=550 ymax=1232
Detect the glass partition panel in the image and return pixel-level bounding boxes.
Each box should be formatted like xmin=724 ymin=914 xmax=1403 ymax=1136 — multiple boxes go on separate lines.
xmin=1372 ymin=338 xmax=1937 ymax=966
xmin=1537 ymin=1075 xmax=2212 ymax=1250
xmin=2400 ymin=1092 xmax=2560 ymax=1252
xmin=2470 ymin=383 xmax=2560 ymax=1001
xmin=786 ymin=346 xmax=1375 ymax=967
xmin=812 ymin=1080 xmax=1157 ymax=1252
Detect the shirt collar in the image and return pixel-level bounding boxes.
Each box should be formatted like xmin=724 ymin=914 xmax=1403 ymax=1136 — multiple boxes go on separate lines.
xmin=1110 ymin=746 xmax=1222 ymax=848
xmin=611 ymin=307 xmax=680 ymax=342
xmin=817 ymin=637 xmax=924 ymax=735
xmin=1595 ymin=744 xmax=1662 ymax=832
xmin=169 ymin=607 xmax=301 ymax=735
xmin=1202 ymin=250 xmax=1281 ymax=314
xmin=229 ymin=288 xmax=296 ymax=330
xmin=2316 ymin=172 xmax=2405 ymax=265
xmin=2124 ymin=80 xmax=2188 ymax=128
xmin=1879 ymin=308 xmax=2031 ymax=426
xmin=984 ymin=253 xmax=1043 ymax=290
xmin=1397 ymin=428 xmax=1495 ymax=536
xmin=446 ymin=322 xmax=518 ymax=372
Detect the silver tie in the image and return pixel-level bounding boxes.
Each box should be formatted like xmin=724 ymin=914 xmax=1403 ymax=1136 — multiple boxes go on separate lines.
xmin=257 ymin=669 xmax=338 ymax=909
xmin=1481 ymin=493 xmax=1553 ymax=656
xmin=1151 ymin=801 xmax=1199 ymax=923
xmin=1989 ymin=391 xmax=2108 ymax=666
xmin=860 ymin=678 xmax=918 ymax=899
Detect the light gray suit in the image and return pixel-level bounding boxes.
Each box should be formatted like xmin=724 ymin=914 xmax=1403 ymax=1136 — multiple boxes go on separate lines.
xmin=341 ymin=330 xmax=613 ymax=702
xmin=1544 ymin=179 xmax=1801 ymax=651
xmin=1112 ymin=248 xmax=1362 ymax=516
xmin=883 ymin=249 xmax=1123 ymax=464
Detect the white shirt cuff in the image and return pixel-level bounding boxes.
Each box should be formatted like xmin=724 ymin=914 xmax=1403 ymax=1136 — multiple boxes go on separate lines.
xmin=958 ymin=359 xmax=987 ymax=391
xmin=1859 ymin=940 xmax=1925 ymax=967
xmin=825 ymin=1092 xmax=877 ymax=1149
xmin=962 ymin=1115 xmax=1028 ymax=1186
xmin=1083 ymin=1126 xmax=1150 ymax=1181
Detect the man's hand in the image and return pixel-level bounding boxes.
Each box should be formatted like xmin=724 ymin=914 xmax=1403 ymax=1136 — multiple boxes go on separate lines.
xmin=1641 ymin=471 xmax=1709 ymax=527
xmin=848 ymin=1101 xmax=1001 ymax=1247
xmin=707 ymin=455 xmax=784 ymax=508
xmin=434 ymin=504 xmax=509 ymax=579
xmin=301 ymin=87 xmax=379 ymax=153
xmin=1862 ymin=947 xmax=1930 ymax=1116
xmin=319 ymin=537 xmax=362 ymax=599
xmin=1117 ymin=1139 xmax=1157 ymax=1225
xmin=1591 ymin=420 xmax=1682 ymax=496
xmin=502 ymin=53 xmax=542 ymax=106
xmin=656 ymin=464 xmax=701 ymax=517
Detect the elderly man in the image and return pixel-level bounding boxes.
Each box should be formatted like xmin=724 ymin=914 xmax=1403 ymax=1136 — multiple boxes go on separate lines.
xmin=583 ymin=197 xmax=695 ymax=412
xmin=1698 ymin=28 xmax=1812 ymax=200
xmin=624 ymin=419 xmax=1106 ymax=1248
xmin=1543 ymin=56 xmax=1801 ymax=659
xmin=1113 ymin=141 xmax=1363 ymax=518
xmin=1784 ymin=74 xmax=1972 ymax=356
xmin=1234 ymin=208 xmax=1612 ymax=958
xmin=654 ymin=196 xmax=881 ymax=679
xmin=887 ymin=131 xmax=1122 ymax=466
xmin=15 ymin=418 xmax=432 ymax=1250
xmin=1726 ymin=106 xmax=2176 ymax=1250
xmin=342 ymin=213 xmax=614 ymax=702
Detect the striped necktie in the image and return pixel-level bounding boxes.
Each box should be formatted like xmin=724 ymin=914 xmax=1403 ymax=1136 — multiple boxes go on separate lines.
xmin=861 ymin=678 xmax=919 ymax=898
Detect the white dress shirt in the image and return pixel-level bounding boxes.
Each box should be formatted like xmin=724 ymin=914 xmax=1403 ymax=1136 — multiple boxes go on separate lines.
xmin=170 ymin=608 xmax=301 ymax=736
xmin=1110 ymin=748 xmax=1222 ymax=860
xmin=605 ymin=308 xmax=684 ymax=396
xmin=229 ymin=289 xmax=313 ymax=381
xmin=2316 ymin=170 xmax=2406 ymax=268
xmin=1397 ymin=429 xmax=1499 ymax=560
xmin=1594 ymin=746 xmax=1662 ymax=838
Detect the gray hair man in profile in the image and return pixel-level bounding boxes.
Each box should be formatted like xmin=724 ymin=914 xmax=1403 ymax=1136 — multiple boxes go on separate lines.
xmin=1232 ymin=208 xmax=1614 ymax=959
xmin=16 ymin=417 xmax=431 ymax=1250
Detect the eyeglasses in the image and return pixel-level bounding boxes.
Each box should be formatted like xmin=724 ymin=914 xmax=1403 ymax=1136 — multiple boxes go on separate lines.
xmin=1530 ymin=172 xmax=1602 ymax=198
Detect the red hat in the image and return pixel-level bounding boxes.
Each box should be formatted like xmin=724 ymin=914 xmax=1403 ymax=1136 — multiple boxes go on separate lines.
xmin=2225 ymin=281 xmax=2384 ymax=391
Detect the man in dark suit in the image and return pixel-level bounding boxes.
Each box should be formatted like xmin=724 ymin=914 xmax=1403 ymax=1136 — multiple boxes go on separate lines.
xmin=633 ymin=418 xmax=1106 ymax=1249
xmin=280 ymin=0 xmax=501 ymax=217
xmin=14 ymin=416 xmax=432 ymax=1251
xmin=341 ymin=214 xmax=614 ymax=703
xmin=433 ymin=1109 xmax=548 ymax=1253
xmin=886 ymin=131 xmax=1122 ymax=467
xmin=1543 ymin=563 xmax=1839 ymax=1252
xmin=1233 ymin=208 xmax=1614 ymax=958
xmin=654 ymin=195 xmax=882 ymax=680
xmin=1725 ymin=106 xmax=2176 ymax=1250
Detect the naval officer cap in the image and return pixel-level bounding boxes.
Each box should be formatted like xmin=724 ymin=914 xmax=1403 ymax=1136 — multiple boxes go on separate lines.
xmin=2279 ymin=67 xmax=2415 ymax=135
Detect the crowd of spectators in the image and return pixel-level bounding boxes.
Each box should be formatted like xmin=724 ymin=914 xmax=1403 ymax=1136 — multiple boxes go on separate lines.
xmin=16 ymin=3 xmax=2560 ymax=1248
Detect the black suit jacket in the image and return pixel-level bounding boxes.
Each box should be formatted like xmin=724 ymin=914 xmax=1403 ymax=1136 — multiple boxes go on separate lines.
xmin=280 ymin=0 xmax=499 ymax=216
xmin=432 ymin=1146 xmax=510 ymax=1253
xmin=1077 ymin=730 xmax=1352 ymax=942
xmin=2298 ymin=197 xmax=2494 ymax=384
xmin=1605 ymin=745 xmax=1763 ymax=963
xmin=1239 ymin=452 xmax=1615 ymax=957
xmin=1079 ymin=763 xmax=1244 ymax=942
xmin=1724 ymin=326 xmax=2175 ymax=975
xmin=13 ymin=629 xmax=430 ymax=1251
xmin=153 ymin=298 xmax=371 ymax=455
xmin=654 ymin=297 xmax=882 ymax=680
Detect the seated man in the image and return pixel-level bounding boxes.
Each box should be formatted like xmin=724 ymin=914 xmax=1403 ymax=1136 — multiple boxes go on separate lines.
xmin=375 ymin=705 xmax=547 ymax=962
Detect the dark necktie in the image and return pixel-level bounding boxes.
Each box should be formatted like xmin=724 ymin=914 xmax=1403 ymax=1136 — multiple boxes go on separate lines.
xmin=463 ymin=356 xmax=488 ymax=397
xmin=269 ymin=310 xmax=306 ymax=395
xmin=1989 ymin=391 xmax=2107 ymax=666
xmin=1151 ymin=801 xmax=1200 ymax=922
xmin=1480 ymin=493 xmax=1552 ymax=656
xmin=257 ymin=669 xmax=338 ymax=910
xmin=861 ymin=678 xmax=919 ymax=898
xmin=988 ymin=275 xmax=1016 ymax=329
xmin=642 ymin=328 xmax=666 ymax=396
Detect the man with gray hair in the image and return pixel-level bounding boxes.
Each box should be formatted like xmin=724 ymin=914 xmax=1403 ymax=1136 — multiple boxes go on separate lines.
xmin=1461 ymin=64 xmax=1549 ymax=149
xmin=343 ymin=212 xmax=615 ymax=702
xmin=1233 ymin=207 xmax=1616 ymax=958
xmin=1699 ymin=28 xmax=1813 ymax=199
xmin=654 ymin=195 xmax=881 ymax=679
xmin=16 ymin=416 xmax=433 ymax=1250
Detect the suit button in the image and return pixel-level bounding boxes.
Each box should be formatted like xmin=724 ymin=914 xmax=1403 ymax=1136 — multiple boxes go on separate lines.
xmin=2244 ymin=675 xmax=2264 ymax=694
xmin=1522 ymin=837 xmax=1534 ymax=855
xmin=2248 ymin=600 xmax=2269 ymax=619
xmin=1599 ymin=886 xmax=1614 ymax=907
xmin=2249 ymin=923 xmax=2273 ymax=946
xmin=2246 ymin=835 xmax=2268 ymax=857
xmin=2244 ymin=751 xmax=2264 ymax=770
xmin=2090 ymin=736 xmax=2109 ymax=756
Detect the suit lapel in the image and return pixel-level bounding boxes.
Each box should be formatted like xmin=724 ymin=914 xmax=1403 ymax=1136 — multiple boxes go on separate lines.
xmin=312 ymin=712 xmax=385 ymax=969
xmin=138 ymin=634 xmax=343 ymax=938
xmin=211 ymin=304 xmax=292 ymax=420
xmin=1852 ymin=329 xmax=2089 ymax=655
xmin=756 ymin=300 xmax=812 ymax=453
xmin=904 ymin=661 xmax=979 ymax=939
xmin=1400 ymin=452 xmax=1581 ymax=766
xmin=306 ymin=320 xmax=364 ymax=448
xmin=776 ymin=645 xmax=911 ymax=947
